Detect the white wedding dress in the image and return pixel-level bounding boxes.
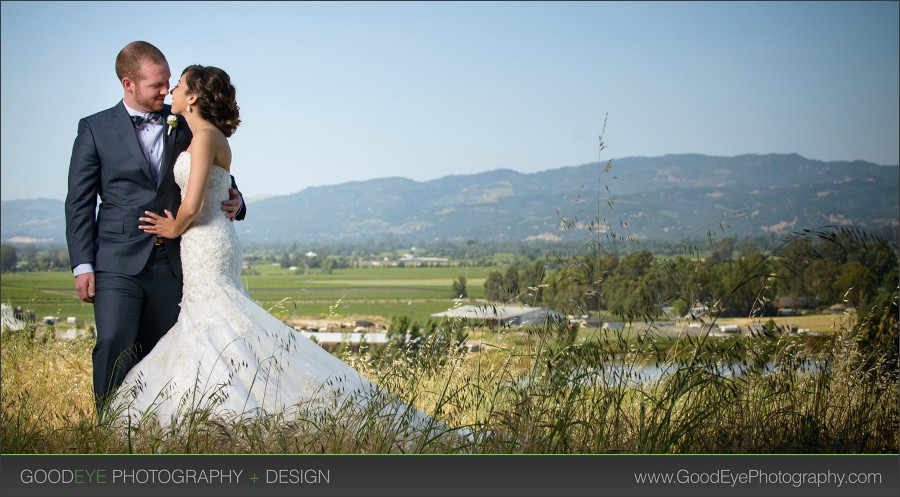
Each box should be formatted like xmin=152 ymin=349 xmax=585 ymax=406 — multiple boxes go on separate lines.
xmin=114 ymin=152 xmax=451 ymax=442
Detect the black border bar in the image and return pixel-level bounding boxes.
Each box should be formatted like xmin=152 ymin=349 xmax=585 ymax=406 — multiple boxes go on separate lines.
xmin=2 ymin=454 xmax=898 ymax=497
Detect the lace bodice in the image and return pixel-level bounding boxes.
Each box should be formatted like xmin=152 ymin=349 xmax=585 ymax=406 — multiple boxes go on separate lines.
xmin=173 ymin=151 xmax=245 ymax=301
xmin=173 ymin=151 xmax=233 ymax=227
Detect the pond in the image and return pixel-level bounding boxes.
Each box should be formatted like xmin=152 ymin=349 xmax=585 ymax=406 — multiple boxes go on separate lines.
xmin=514 ymin=357 xmax=829 ymax=388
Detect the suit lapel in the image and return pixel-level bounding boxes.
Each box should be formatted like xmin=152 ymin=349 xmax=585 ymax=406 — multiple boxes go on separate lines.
xmin=160 ymin=106 xmax=177 ymax=188
xmin=113 ymin=102 xmax=156 ymax=184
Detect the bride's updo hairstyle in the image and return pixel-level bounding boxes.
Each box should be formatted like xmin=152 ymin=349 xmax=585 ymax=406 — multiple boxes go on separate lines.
xmin=182 ymin=64 xmax=241 ymax=137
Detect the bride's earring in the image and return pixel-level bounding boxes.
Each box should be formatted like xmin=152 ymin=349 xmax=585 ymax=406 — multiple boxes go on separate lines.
xmin=187 ymin=103 xmax=192 ymax=113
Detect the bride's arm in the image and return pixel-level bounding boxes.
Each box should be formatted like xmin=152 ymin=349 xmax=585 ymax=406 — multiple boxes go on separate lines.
xmin=138 ymin=131 xmax=215 ymax=239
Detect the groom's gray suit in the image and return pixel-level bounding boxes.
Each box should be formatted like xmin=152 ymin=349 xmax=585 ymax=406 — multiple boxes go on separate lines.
xmin=65 ymin=101 xmax=246 ymax=409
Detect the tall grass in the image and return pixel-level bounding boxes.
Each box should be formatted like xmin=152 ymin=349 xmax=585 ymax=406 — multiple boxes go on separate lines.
xmin=3 ymin=290 xmax=897 ymax=453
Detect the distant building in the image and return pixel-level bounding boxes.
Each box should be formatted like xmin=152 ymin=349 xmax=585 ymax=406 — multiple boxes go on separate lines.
xmin=299 ymin=331 xmax=387 ymax=345
xmin=776 ymin=295 xmax=814 ymax=309
xmin=568 ymin=314 xmax=604 ymax=328
xmin=746 ymin=324 xmax=768 ymax=336
xmin=398 ymin=255 xmax=449 ymax=266
xmin=719 ymin=324 xmax=741 ymax=334
xmin=431 ymin=305 xmax=565 ymax=327
xmin=828 ymin=303 xmax=853 ymax=313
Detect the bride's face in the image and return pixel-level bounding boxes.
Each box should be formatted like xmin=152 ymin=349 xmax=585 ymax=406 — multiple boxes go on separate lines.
xmin=169 ymin=74 xmax=192 ymax=115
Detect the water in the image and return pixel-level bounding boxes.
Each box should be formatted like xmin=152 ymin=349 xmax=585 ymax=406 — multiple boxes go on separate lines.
xmin=515 ymin=357 xmax=829 ymax=388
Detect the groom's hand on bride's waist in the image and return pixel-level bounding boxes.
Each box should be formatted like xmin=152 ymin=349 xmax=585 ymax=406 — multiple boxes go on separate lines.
xmin=221 ymin=188 xmax=243 ymax=221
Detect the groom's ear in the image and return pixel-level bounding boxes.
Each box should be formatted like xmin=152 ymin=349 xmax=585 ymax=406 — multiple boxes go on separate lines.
xmin=122 ymin=77 xmax=135 ymax=94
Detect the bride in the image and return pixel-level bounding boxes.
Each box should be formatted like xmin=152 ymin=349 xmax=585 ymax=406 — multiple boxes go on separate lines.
xmin=114 ymin=65 xmax=461 ymax=447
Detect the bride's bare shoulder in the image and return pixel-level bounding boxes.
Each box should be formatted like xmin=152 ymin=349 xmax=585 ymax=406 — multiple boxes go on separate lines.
xmin=192 ymin=125 xmax=227 ymax=143
xmin=191 ymin=127 xmax=229 ymax=151
xmin=190 ymin=126 xmax=231 ymax=169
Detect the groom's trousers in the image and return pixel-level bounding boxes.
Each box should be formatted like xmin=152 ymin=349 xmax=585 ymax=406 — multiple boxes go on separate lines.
xmin=91 ymin=244 xmax=182 ymax=411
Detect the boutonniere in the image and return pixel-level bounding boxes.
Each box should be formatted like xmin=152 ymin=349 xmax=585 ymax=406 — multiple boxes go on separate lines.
xmin=166 ymin=115 xmax=178 ymax=136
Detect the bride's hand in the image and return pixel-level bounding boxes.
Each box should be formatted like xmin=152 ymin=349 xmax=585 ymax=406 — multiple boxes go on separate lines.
xmin=139 ymin=210 xmax=179 ymax=239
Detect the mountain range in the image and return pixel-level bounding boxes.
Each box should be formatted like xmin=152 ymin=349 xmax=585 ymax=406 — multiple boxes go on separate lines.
xmin=2 ymin=153 xmax=897 ymax=245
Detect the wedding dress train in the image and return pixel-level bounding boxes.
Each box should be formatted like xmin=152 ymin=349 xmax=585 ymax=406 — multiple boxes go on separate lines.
xmin=113 ymin=152 xmax=456 ymax=445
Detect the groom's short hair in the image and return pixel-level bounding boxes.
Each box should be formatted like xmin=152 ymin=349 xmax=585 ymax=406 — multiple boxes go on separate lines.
xmin=115 ymin=41 xmax=167 ymax=83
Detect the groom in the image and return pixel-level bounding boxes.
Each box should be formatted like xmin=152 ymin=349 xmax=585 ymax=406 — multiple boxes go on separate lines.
xmin=65 ymin=41 xmax=247 ymax=413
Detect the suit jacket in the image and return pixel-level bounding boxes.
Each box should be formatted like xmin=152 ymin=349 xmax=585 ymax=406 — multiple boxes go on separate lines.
xmin=65 ymin=101 xmax=245 ymax=280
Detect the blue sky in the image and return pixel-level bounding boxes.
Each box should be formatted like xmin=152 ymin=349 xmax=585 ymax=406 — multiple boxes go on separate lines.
xmin=1 ymin=1 xmax=897 ymax=202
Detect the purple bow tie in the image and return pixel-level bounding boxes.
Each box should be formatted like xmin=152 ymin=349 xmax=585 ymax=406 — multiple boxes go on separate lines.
xmin=131 ymin=113 xmax=163 ymax=128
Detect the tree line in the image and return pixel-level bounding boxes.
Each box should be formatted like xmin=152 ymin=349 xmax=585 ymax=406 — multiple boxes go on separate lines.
xmin=479 ymin=229 xmax=899 ymax=320
xmin=1 ymin=244 xmax=69 ymax=272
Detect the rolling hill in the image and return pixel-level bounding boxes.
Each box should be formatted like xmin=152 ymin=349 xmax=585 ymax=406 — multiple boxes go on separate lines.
xmin=3 ymin=153 xmax=897 ymax=245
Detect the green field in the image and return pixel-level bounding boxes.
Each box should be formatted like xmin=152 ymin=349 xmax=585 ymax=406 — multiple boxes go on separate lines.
xmin=1 ymin=265 xmax=495 ymax=324
xmin=0 ymin=265 xmax=860 ymax=332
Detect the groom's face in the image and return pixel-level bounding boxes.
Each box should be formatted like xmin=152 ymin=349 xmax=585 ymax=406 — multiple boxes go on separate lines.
xmin=130 ymin=61 xmax=171 ymax=113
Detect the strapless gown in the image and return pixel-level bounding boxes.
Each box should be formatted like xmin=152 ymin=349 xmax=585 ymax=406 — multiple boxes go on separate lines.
xmin=113 ymin=152 xmax=449 ymax=441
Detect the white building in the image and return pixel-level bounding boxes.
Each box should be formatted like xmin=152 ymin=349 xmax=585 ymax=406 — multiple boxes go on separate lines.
xmin=431 ymin=305 xmax=565 ymax=327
